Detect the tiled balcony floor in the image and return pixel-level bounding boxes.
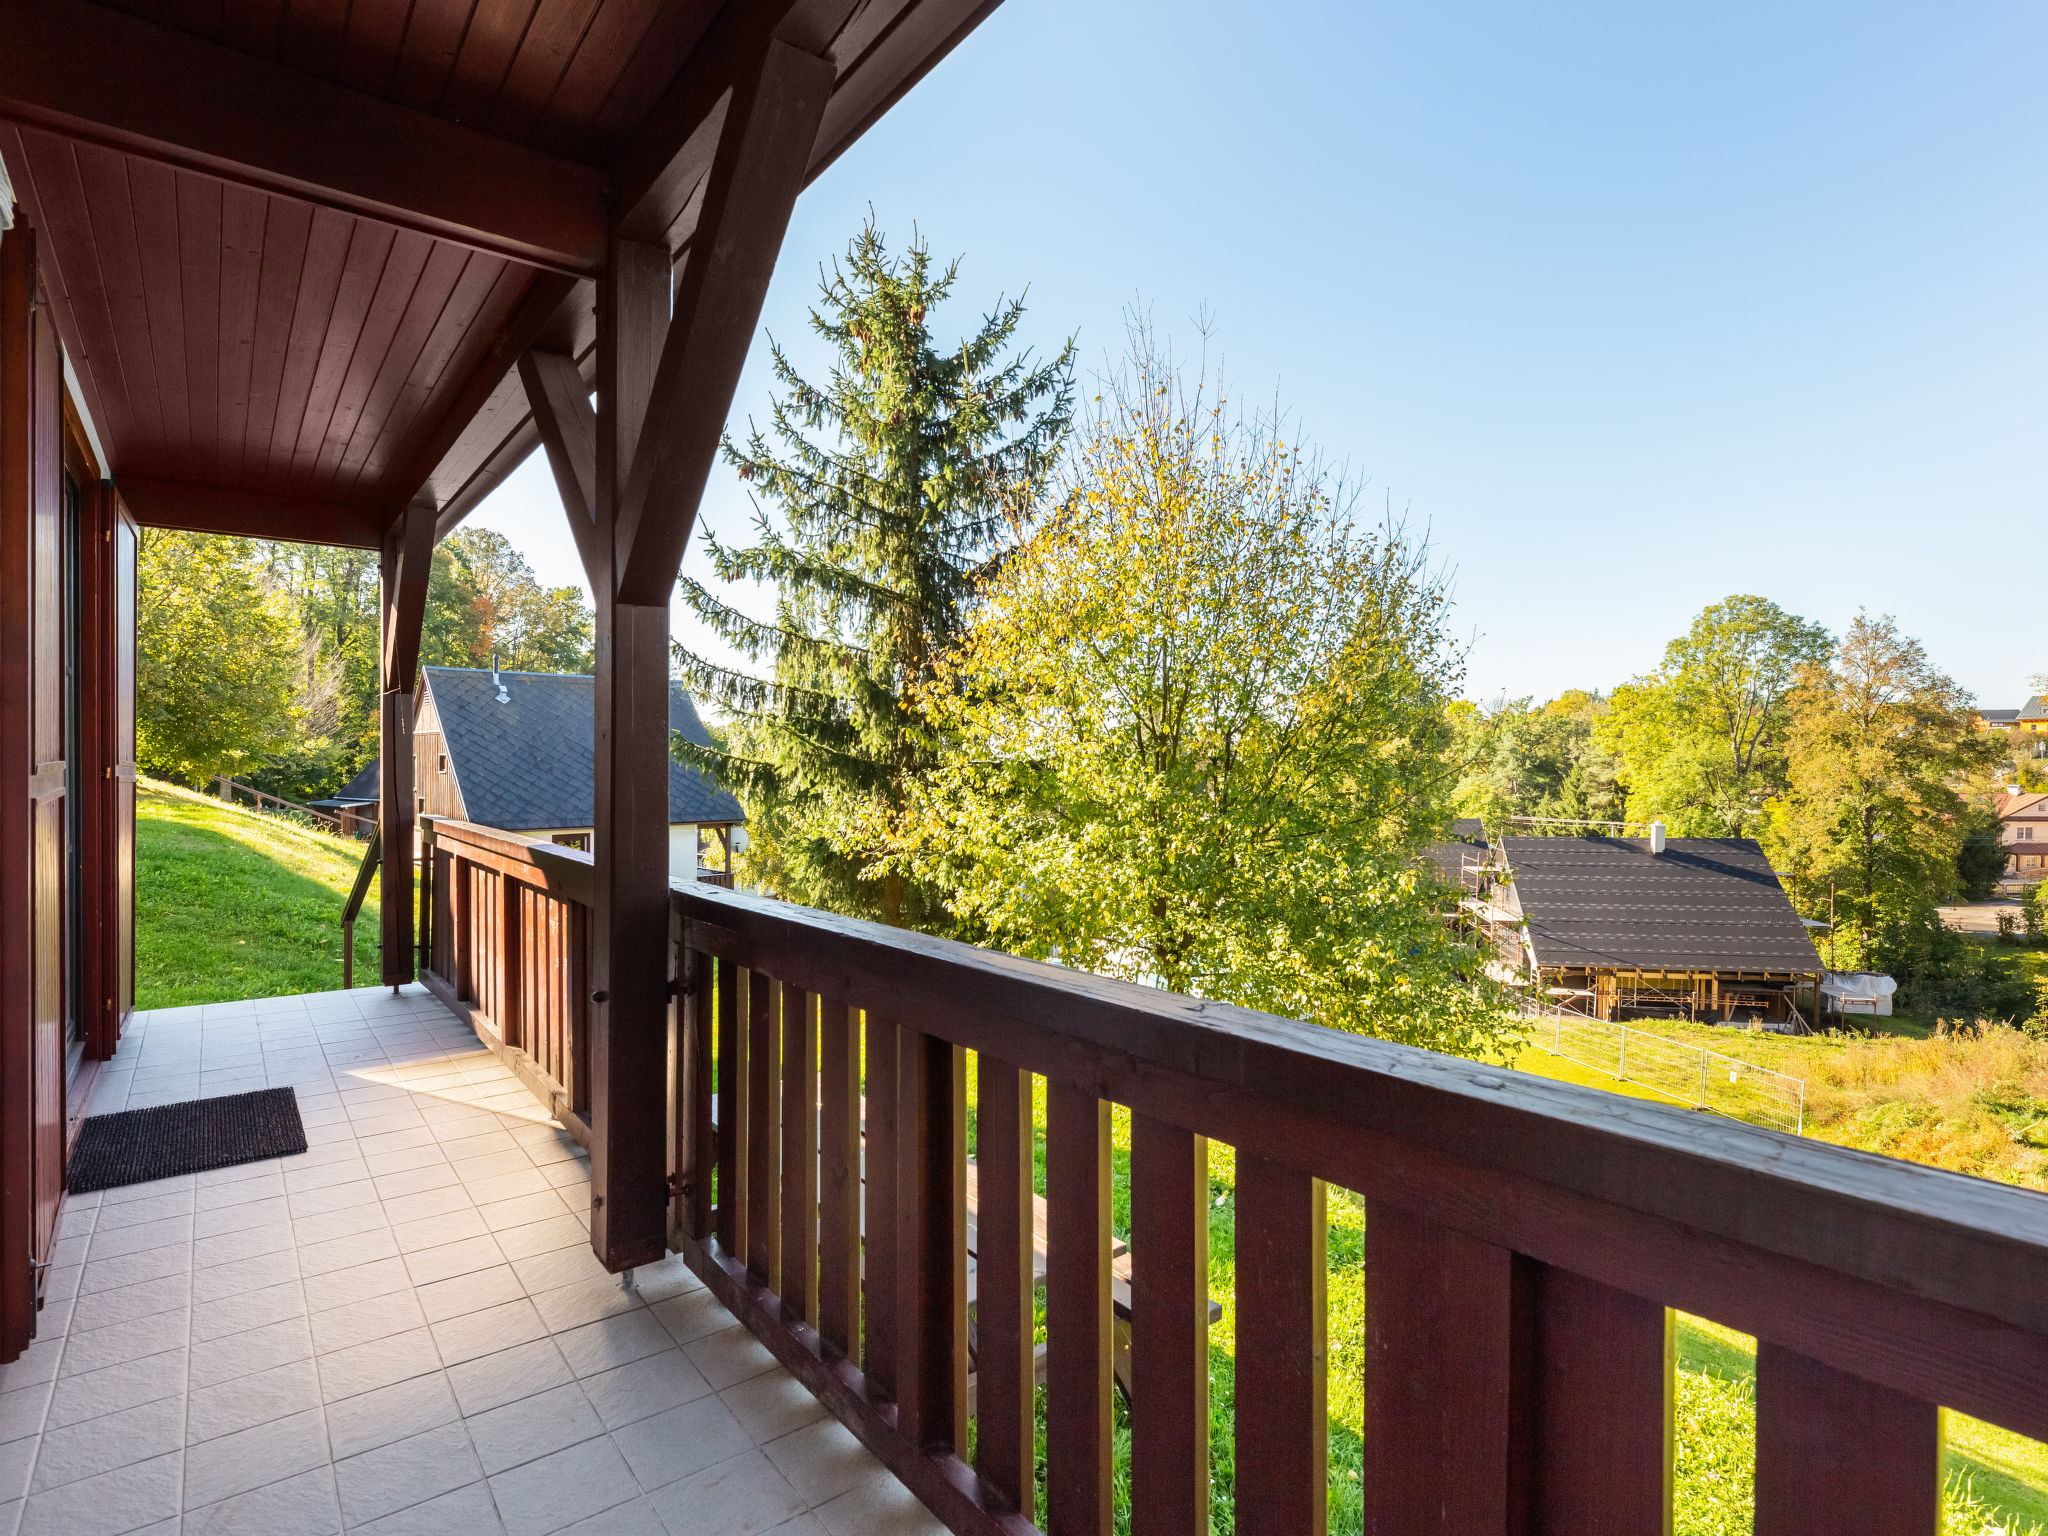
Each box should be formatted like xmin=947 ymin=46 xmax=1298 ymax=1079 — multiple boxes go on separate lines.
xmin=1 ymin=985 xmax=941 ymax=1536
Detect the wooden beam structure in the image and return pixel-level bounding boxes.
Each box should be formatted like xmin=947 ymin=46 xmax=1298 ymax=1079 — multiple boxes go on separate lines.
xmin=378 ymin=507 xmax=435 ymax=986
xmin=117 ymin=477 xmax=383 ymax=549
xmin=500 ymin=11 xmax=837 ymax=1275
xmin=0 ymin=0 xmax=606 ymax=276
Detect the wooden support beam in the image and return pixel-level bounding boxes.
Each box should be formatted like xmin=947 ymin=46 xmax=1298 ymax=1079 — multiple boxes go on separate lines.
xmin=585 ymin=237 xmax=675 ymax=1273
xmin=0 ymin=0 xmax=605 ymax=275
xmin=613 ymin=39 xmax=834 ymax=606
xmin=378 ymin=507 xmax=434 ymax=986
xmin=516 ymin=350 xmax=602 ymax=586
xmin=117 ymin=476 xmax=382 ymax=549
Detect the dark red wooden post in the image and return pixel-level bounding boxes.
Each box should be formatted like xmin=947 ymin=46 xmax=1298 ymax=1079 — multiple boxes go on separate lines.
xmin=713 ymin=955 xmax=745 ymax=1258
xmin=1363 ymin=1202 xmax=1517 ymax=1536
xmin=865 ymin=1016 xmax=901 ymax=1396
xmin=894 ymin=1027 xmax=965 ymax=1453
xmin=816 ymin=1000 xmax=861 ymax=1357
xmin=1131 ymin=1114 xmax=1210 ymax=1535
xmin=377 ymin=505 xmax=431 ymax=986
xmin=1046 ymin=1081 xmax=1112 ymax=1536
xmin=1518 ymin=1265 xmax=1672 ymax=1533
xmin=779 ymin=982 xmax=817 ymax=1321
xmin=745 ymin=967 xmax=781 ymax=1289
xmin=1235 ymin=1155 xmax=1325 ymax=1536
xmin=975 ymin=1058 xmax=1037 ymax=1513
xmin=1755 ymin=1344 xmax=1937 ymax=1536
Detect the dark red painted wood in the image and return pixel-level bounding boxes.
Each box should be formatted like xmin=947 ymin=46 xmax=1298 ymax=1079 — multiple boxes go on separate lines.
xmin=1045 ymin=1080 xmax=1111 ymax=1536
xmin=682 ymin=945 xmax=715 ymax=1241
xmin=714 ymin=953 xmax=743 ymax=1257
xmin=745 ymin=966 xmax=780 ymax=1289
xmin=780 ymin=981 xmax=818 ymax=1322
xmin=1234 ymin=1156 xmax=1325 ymax=1536
xmin=1130 ymin=1114 xmax=1209 ymax=1535
xmin=973 ymin=1057 xmax=1035 ymax=1515
xmin=817 ymin=998 xmax=860 ymax=1358
xmin=1516 ymin=1264 xmax=1672 ymax=1534
xmin=0 ymin=226 xmax=69 ymax=1360
xmin=864 ymin=1015 xmax=901 ymax=1397
xmin=895 ymin=1027 xmax=965 ymax=1453
xmin=1754 ymin=1344 xmax=1937 ymax=1536
xmin=1363 ymin=1201 xmax=1515 ymax=1536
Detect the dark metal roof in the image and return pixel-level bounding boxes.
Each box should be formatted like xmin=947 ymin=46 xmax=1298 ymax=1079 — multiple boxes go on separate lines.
xmin=310 ymin=759 xmax=379 ymax=808
xmin=421 ymin=666 xmax=743 ymax=833
xmin=1500 ymin=835 xmax=1822 ymax=974
xmin=1424 ymin=819 xmax=1487 ymax=884
xmin=1982 ymin=709 xmax=2022 ymax=723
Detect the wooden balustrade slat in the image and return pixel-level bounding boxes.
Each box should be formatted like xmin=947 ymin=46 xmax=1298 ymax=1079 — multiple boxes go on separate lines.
xmin=974 ymin=1058 xmax=1036 ymax=1515
xmin=503 ymin=875 xmax=523 ymax=1053
xmin=746 ymin=968 xmax=781 ymax=1289
xmin=894 ymin=1027 xmax=967 ymax=1453
xmin=672 ymin=943 xmax=714 ymax=1242
xmin=1045 ymin=1081 xmax=1112 ymax=1536
xmin=1754 ymin=1344 xmax=1938 ymax=1536
xmin=780 ymin=982 xmax=818 ymax=1323
xmin=1130 ymin=1115 xmax=1210 ymax=1536
xmin=1235 ymin=1155 xmax=1326 ymax=1536
xmin=454 ymin=857 xmax=475 ymax=1004
xmin=1516 ymin=1264 xmax=1672 ymax=1533
xmin=865 ymin=1016 xmax=901 ymax=1399
xmin=714 ymin=954 xmax=744 ymax=1257
xmin=817 ymin=1000 xmax=861 ymax=1358
xmin=1363 ymin=1201 xmax=1516 ymax=1536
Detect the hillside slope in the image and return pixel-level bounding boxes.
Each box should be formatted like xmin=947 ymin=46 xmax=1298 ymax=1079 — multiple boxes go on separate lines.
xmin=137 ymin=777 xmax=382 ymax=1009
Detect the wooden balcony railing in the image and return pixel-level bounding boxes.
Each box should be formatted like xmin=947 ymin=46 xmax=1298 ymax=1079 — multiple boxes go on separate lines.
xmin=419 ymin=816 xmax=2048 ymax=1536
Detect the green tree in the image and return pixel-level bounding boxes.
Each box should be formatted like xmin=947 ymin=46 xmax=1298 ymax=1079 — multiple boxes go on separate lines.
xmin=422 ymin=528 xmax=594 ymax=674
xmin=910 ymin=328 xmax=1512 ymax=1060
xmin=1764 ymin=612 xmax=1998 ymax=973
xmin=252 ymin=542 xmax=381 ymax=800
xmin=1955 ymin=804 xmax=2010 ymax=902
xmin=1454 ymin=690 xmax=1625 ymax=831
xmin=137 ymin=531 xmax=301 ymax=785
xmin=675 ymin=221 xmax=1074 ymax=927
xmin=1598 ymin=595 xmax=1831 ymax=836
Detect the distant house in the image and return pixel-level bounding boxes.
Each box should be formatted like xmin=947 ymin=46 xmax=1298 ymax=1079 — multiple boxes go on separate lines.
xmin=411 ymin=667 xmax=744 ymax=882
xmin=1493 ymin=835 xmax=1824 ymax=1027
xmin=309 ymin=759 xmax=379 ymax=837
xmin=1992 ymin=789 xmax=2048 ymax=888
xmin=1977 ymin=696 xmax=2048 ymax=757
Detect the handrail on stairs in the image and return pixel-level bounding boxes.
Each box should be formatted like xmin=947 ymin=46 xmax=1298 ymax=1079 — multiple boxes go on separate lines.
xmin=341 ymin=828 xmax=381 ymax=990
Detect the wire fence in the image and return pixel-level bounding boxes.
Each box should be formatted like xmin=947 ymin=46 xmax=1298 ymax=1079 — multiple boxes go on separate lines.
xmin=1527 ymin=1004 xmax=1806 ymax=1135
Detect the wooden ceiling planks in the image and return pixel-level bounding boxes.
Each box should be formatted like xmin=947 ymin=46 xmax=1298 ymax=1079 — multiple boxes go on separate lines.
xmin=10 ymin=0 xmax=1002 ymax=543
xmin=1 ymin=119 xmax=542 ymax=517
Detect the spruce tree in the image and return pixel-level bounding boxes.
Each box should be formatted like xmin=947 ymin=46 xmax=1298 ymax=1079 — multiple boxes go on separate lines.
xmin=675 ymin=222 xmax=1073 ymax=927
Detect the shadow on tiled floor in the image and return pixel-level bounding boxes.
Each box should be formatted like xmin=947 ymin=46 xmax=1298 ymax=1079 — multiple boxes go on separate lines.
xmin=1 ymin=985 xmax=942 ymax=1536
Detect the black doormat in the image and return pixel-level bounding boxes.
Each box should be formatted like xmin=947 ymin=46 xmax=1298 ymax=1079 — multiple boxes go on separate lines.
xmin=67 ymin=1087 xmax=307 ymax=1194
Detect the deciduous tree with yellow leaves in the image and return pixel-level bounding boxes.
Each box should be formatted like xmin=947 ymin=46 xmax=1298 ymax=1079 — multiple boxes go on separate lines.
xmin=910 ymin=325 xmax=1513 ymax=1059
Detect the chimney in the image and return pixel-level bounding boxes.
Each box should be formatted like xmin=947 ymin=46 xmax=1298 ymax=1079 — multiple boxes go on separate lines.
xmin=491 ymin=653 xmax=509 ymax=705
xmin=1650 ymin=820 xmax=1666 ymax=855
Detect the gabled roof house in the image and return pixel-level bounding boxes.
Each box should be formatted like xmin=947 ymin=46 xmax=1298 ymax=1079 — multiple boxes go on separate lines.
xmin=1495 ymin=835 xmax=1824 ymax=1025
xmin=413 ymin=666 xmax=742 ymax=881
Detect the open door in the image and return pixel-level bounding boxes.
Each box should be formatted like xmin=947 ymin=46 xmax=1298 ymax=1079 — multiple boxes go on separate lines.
xmin=109 ymin=496 xmax=135 ymax=1042
xmin=0 ymin=220 xmax=70 ymax=1359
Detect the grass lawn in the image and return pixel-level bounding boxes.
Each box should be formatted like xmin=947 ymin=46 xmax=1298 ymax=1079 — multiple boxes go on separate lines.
xmin=136 ymin=776 xmax=386 ymax=1009
xmin=1516 ymin=1015 xmax=2048 ymax=1535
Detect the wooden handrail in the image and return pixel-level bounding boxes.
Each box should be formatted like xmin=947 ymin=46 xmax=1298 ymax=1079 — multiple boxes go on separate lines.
xmin=339 ymin=828 xmax=379 ymax=990
xmin=421 ymin=818 xmax=2048 ymax=1535
xmin=214 ymin=774 xmax=367 ymax=836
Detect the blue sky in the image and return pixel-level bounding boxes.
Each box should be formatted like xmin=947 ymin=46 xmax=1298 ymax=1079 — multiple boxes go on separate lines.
xmin=469 ymin=0 xmax=2048 ymax=707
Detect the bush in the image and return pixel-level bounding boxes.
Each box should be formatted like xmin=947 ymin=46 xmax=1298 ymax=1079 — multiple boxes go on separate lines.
xmin=1878 ymin=912 xmax=2040 ymax=1023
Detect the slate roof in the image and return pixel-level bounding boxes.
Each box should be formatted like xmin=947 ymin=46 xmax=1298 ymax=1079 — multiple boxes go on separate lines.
xmin=2020 ymin=695 xmax=2048 ymax=722
xmin=1500 ymin=835 xmax=1822 ymax=974
xmin=311 ymin=759 xmax=378 ymax=808
xmin=421 ymin=667 xmax=744 ymax=832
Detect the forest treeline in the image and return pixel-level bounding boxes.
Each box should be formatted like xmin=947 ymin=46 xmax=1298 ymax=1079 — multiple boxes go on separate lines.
xmin=137 ymin=526 xmax=595 ymax=803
